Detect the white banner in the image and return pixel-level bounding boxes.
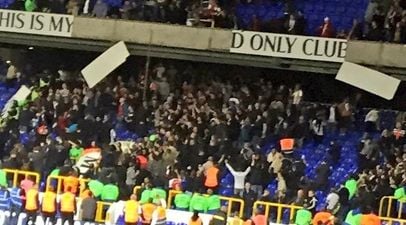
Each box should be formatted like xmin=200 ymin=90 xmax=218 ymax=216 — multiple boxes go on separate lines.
xmin=336 ymin=61 xmax=400 ymax=100
xmin=230 ymin=30 xmax=347 ymax=63
xmin=81 ymin=41 xmax=130 ymax=88
xmin=0 ymin=9 xmax=73 ymax=37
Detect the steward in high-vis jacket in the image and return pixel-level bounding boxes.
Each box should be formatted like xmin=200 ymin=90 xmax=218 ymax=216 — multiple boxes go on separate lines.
xmin=174 ymin=192 xmax=191 ymax=210
xmin=25 ymin=185 xmax=39 ymax=225
xmin=141 ymin=198 xmax=156 ymax=225
xmin=151 ymin=202 xmax=166 ymax=225
xmin=41 ymin=187 xmax=57 ymax=225
xmin=206 ymin=189 xmax=221 ymax=214
xmin=0 ymin=186 xmax=10 ymax=211
xmin=344 ymin=208 xmax=362 ymax=225
xmin=189 ymin=193 xmax=208 ymax=213
xmin=60 ymin=188 xmax=77 ymax=225
xmin=295 ymin=206 xmax=312 ymax=225
xmin=209 ymin=206 xmax=227 ymax=225
xmin=124 ymin=195 xmax=140 ymax=225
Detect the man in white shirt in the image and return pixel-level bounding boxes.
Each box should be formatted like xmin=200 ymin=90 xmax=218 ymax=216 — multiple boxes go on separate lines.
xmin=225 ymin=162 xmax=251 ymax=196
xmin=326 ymin=191 xmax=340 ymax=215
xmin=292 ymin=84 xmax=303 ymax=105
xmin=364 ymin=109 xmax=379 ymax=133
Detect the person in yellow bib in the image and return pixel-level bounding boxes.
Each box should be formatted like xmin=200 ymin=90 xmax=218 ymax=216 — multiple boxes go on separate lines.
xmin=41 ymin=186 xmax=57 ymax=225
xmin=151 ymin=202 xmax=166 ymax=225
xmin=59 ymin=188 xmax=76 ymax=225
xmin=141 ymin=198 xmax=156 ymax=225
xmin=25 ymin=185 xmax=39 ymax=225
xmin=125 ymin=195 xmax=140 ymax=225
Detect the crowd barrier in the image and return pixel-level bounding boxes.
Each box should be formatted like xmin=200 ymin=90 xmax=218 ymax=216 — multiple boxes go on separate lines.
xmin=46 ymin=175 xmax=89 ymax=195
xmin=379 ymin=196 xmax=404 ymax=219
xmin=2 ymin=169 xmax=40 ymax=187
xmin=253 ymin=201 xmax=302 ymax=224
xmin=0 ymin=169 xmax=404 ymax=225
xmin=95 ymin=201 xmax=112 ymax=223
xmin=167 ymin=190 xmax=245 ymax=218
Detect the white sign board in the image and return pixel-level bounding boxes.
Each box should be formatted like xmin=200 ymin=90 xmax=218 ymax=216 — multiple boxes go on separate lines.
xmin=230 ymin=30 xmax=347 ymax=63
xmin=336 ymin=61 xmax=401 ymax=100
xmin=81 ymin=41 xmax=130 ymax=88
xmin=0 ymin=9 xmax=74 ymax=37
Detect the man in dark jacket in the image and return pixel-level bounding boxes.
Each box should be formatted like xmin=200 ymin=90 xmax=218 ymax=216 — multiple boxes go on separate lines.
xmin=243 ymin=182 xmax=256 ymax=219
xmin=210 ymin=206 xmax=227 ymax=225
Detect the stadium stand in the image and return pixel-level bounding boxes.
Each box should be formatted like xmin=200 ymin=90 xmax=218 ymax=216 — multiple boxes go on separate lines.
xmin=0 ymin=0 xmax=405 ymax=42
xmin=0 ymin=57 xmax=404 ymax=225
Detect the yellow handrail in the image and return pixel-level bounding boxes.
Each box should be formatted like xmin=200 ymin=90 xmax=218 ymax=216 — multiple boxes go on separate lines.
xmin=46 ymin=175 xmax=89 ymax=195
xmin=167 ymin=189 xmax=244 ymax=218
xmin=379 ymin=196 xmax=404 ymax=219
xmin=379 ymin=216 xmax=406 ymax=225
xmin=2 ymin=169 xmax=40 ymax=187
xmin=253 ymin=201 xmax=303 ymax=224
xmin=95 ymin=201 xmax=113 ymax=223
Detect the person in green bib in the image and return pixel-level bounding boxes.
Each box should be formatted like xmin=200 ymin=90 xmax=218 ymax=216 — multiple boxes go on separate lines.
xmin=189 ymin=193 xmax=208 ymax=213
xmin=69 ymin=146 xmax=84 ymax=163
xmin=344 ymin=177 xmax=357 ymax=200
xmin=174 ymin=192 xmax=192 ymax=210
xmin=206 ymin=189 xmax=221 ymax=214
xmin=101 ymin=183 xmax=119 ymax=202
xmin=344 ymin=208 xmax=361 ymax=225
xmin=394 ymin=186 xmax=406 ymax=202
xmin=394 ymin=185 xmax=406 ymax=219
xmin=152 ymin=187 xmax=167 ymax=205
xmin=294 ymin=203 xmax=312 ymax=225
xmin=140 ymin=186 xmax=153 ymax=204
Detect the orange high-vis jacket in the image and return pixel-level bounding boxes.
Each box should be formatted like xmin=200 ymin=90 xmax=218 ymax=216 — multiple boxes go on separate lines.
xmin=189 ymin=217 xmax=202 ymax=225
xmin=360 ymin=213 xmax=381 ymax=225
xmin=42 ymin=191 xmax=57 ymax=213
xmin=141 ymin=203 xmax=156 ymax=223
xmin=252 ymin=214 xmax=267 ymax=225
xmin=63 ymin=176 xmax=79 ymax=194
xmin=205 ymin=167 xmax=219 ymax=188
xmin=312 ymin=211 xmax=333 ymax=225
xmin=60 ymin=192 xmax=76 ymax=213
xmin=156 ymin=206 xmax=166 ymax=219
xmin=25 ymin=189 xmax=39 ymax=211
xmin=125 ymin=200 xmax=139 ymax=223
xmin=280 ymin=138 xmax=294 ymax=151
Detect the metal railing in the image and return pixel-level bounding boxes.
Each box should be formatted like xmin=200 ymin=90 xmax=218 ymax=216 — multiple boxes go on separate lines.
xmin=167 ymin=189 xmax=244 ymax=218
xmin=379 ymin=196 xmax=404 ymax=219
xmin=379 ymin=216 xmax=406 ymax=225
xmin=95 ymin=201 xmax=113 ymax=223
xmin=2 ymin=169 xmax=40 ymax=187
xmin=45 ymin=175 xmax=89 ymax=195
xmin=253 ymin=201 xmax=303 ymax=224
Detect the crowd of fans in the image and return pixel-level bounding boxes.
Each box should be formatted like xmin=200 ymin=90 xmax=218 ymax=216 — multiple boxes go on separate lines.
xmin=1 ymin=0 xmax=406 ymax=43
xmin=0 ymin=57 xmax=404 ymax=225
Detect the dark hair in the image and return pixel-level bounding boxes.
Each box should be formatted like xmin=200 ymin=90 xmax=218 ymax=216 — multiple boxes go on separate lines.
xmin=191 ymin=211 xmax=199 ymax=221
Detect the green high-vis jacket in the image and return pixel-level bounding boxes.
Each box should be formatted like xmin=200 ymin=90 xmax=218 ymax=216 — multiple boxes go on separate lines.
xmin=394 ymin=186 xmax=406 ymax=203
xmin=174 ymin=192 xmax=191 ymax=209
xmin=207 ymin=194 xmax=221 ymax=211
xmin=295 ymin=208 xmax=312 ymax=225
xmin=189 ymin=194 xmax=208 ymax=212
xmin=101 ymin=184 xmax=119 ymax=201
xmin=140 ymin=189 xmax=152 ymax=204
xmin=344 ymin=209 xmax=362 ymax=225
xmin=152 ymin=188 xmax=167 ymax=204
